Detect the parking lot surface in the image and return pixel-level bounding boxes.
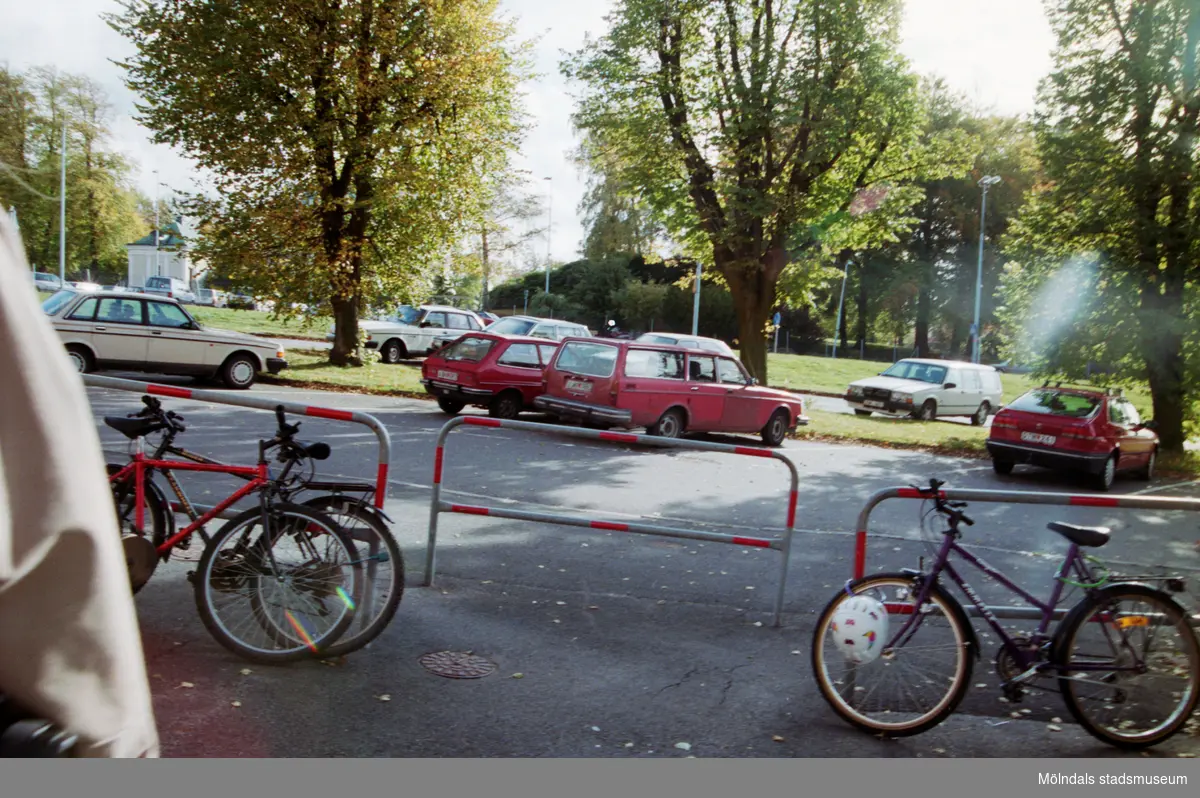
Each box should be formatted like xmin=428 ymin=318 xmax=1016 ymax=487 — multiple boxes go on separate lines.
xmin=86 ymin=381 xmax=1200 ymax=757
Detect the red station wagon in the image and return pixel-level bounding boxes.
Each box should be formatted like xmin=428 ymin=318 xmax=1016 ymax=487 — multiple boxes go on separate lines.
xmin=987 ymin=383 xmax=1158 ymax=491
xmin=420 ymin=333 xmax=561 ymax=419
xmin=533 ymin=338 xmax=809 ymax=446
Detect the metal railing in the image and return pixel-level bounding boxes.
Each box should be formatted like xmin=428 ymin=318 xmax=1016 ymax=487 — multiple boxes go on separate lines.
xmin=854 ymin=485 xmax=1200 ymax=622
xmin=83 ymin=374 xmax=393 ymax=508
xmin=425 ymin=416 xmax=800 ymax=627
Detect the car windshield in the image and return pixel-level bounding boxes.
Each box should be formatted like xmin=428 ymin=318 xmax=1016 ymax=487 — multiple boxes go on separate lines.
xmin=438 ymin=336 xmax=495 ymax=363
xmin=42 ymin=289 xmax=78 ymax=315
xmin=881 ymin=361 xmax=948 ymax=384
xmin=488 ymin=317 xmax=537 ymax=336
xmin=379 ymin=305 xmax=421 ymax=325
xmin=145 ymin=276 xmax=170 ymax=288
xmin=1007 ymin=389 xmax=1102 ymax=418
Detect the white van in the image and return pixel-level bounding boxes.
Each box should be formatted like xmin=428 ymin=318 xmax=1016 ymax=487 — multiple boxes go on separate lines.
xmin=845 ymin=358 xmax=1003 ymax=425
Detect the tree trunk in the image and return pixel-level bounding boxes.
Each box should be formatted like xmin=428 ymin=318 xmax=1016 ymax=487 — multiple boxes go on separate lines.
xmin=330 ymin=298 xmax=361 ymax=366
xmin=480 ymin=225 xmax=490 ymax=310
xmin=1140 ymin=275 xmax=1186 ymax=452
xmin=854 ymin=262 xmax=868 ymax=352
xmin=723 ymin=258 xmax=775 ymax=384
xmin=914 ymin=285 xmax=931 ymax=357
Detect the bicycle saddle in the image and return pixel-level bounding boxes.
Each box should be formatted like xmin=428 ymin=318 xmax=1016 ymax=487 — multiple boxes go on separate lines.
xmin=292 ymin=440 xmax=331 ymax=461
xmin=104 ymin=416 xmax=165 ymax=439
xmin=1047 ymin=522 xmax=1111 ymax=548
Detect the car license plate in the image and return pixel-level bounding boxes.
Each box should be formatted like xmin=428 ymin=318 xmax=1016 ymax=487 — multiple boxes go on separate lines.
xmin=864 ymin=400 xmax=885 ymax=409
xmin=566 ymin=378 xmax=591 ymax=394
xmin=1021 ymin=431 xmax=1056 ymax=446
xmin=437 ymin=370 xmax=458 ymax=381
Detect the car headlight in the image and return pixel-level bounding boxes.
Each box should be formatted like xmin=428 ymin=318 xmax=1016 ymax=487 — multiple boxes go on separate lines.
xmin=848 ymin=385 xmax=864 ymax=396
xmin=892 ymin=392 xmax=913 ymax=404
xmin=276 ymin=348 xmax=286 ymax=359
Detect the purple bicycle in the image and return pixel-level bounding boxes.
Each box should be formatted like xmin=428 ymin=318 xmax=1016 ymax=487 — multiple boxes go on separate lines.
xmin=812 ymin=478 xmax=1199 ymax=749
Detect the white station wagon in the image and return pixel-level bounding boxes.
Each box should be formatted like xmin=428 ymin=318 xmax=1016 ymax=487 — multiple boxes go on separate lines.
xmin=845 ymin=358 xmax=1003 ymax=425
xmin=331 ymin=304 xmax=487 ymax=363
xmin=43 ymin=288 xmax=288 ymax=389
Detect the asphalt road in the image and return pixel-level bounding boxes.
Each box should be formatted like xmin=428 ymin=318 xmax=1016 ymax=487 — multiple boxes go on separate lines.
xmin=84 ymin=378 xmax=1200 ymax=758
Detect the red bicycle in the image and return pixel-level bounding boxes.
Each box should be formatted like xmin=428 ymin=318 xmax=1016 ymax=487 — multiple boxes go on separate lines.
xmin=107 ymin=402 xmax=365 ymax=663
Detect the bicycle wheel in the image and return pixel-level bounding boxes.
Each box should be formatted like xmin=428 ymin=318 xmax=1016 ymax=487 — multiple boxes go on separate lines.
xmin=193 ymin=503 xmax=363 ymax=664
xmin=298 ymin=496 xmax=405 ymax=657
xmin=1053 ymin=583 xmax=1200 ymax=749
xmin=811 ymin=572 xmax=976 ymax=737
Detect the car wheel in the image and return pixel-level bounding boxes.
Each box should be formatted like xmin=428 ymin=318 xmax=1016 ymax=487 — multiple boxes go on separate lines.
xmin=65 ymin=344 xmax=93 ymax=374
xmin=761 ymin=409 xmax=789 ymax=447
xmin=917 ymin=399 xmax=937 ymax=421
xmin=1095 ymin=453 xmax=1118 ymax=492
xmin=1139 ymin=448 xmax=1156 ymax=481
xmin=649 ymin=408 xmax=685 ymax=439
xmin=992 ymin=459 xmax=1014 ymax=476
xmin=220 ymin=353 xmax=258 ymax=390
xmin=971 ymin=402 xmax=990 ymax=427
xmin=380 ymin=339 xmax=407 ymax=364
xmin=437 ymin=397 xmax=465 ymax=415
xmin=853 ymin=409 xmax=872 ymax=417
xmin=488 ymin=391 xmax=523 ymax=420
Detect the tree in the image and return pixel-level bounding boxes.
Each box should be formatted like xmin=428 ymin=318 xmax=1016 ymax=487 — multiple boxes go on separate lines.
xmin=110 ymin=0 xmax=528 ymax=365
xmin=565 ymin=0 xmax=970 ymax=381
xmin=574 ymin=132 xmax=664 ymax=260
xmin=1001 ymin=0 xmax=1200 ymax=452
xmin=613 ymin=279 xmax=669 ymax=331
xmin=472 ymin=175 xmax=544 ymax=309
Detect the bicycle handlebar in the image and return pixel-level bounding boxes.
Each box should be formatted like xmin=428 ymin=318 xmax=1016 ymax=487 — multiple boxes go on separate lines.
xmin=912 ymin=478 xmax=974 ymax=527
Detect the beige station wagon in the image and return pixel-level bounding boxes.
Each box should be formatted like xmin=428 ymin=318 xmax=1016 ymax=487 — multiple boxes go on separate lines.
xmin=42 ymin=288 xmax=288 ymax=389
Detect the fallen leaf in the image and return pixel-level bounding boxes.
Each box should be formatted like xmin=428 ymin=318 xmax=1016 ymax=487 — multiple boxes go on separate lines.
xmin=231 ymin=701 xmax=242 ymax=708
xmin=753 ymin=621 xmax=763 ymax=627
xmin=675 ymin=742 xmax=692 ymax=751
xmin=1178 ymin=752 xmax=1196 ymax=758
xmin=591 ymin=726 xmax=601 ymax=732
xmin=624 ymin=742 xmax=634 ymax=748
xmin=1047 ymin=724 xmax=1062 ymax=732
xmin=975 ymin=683 xmax=987 ymax=688
xmin=511 ymin=673 xmax=524 ymax=679
xmin=933 ymin=748 xmax=946 ymax=754
xmin=377 ymin=694 xmax=391 ymax=702
xmin=588 ymin=606 xmax=600 ymax=611
xmin=771 ymin=735 xmax=785 ymax=743
xmin=240 ymin=668 xmax=252 ymax=676
xmin=556 ymin=601 xmax=566 ymax=606
xmin=179 ymin=682 xmax=194 ymax=689
xmin=1051 ymin=717 xmax=1062 ymax=724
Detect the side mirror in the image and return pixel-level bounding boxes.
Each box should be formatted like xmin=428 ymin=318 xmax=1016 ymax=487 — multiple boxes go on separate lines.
xmin=749 ymin=377 xmax=759 ymax=386
xmin=944 ymin=382 xmax=957 ymax=390
xmin=1141 ymin=419 xmax=1159 ymax=431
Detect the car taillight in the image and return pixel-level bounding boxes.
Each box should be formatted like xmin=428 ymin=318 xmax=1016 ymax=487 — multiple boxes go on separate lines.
xmin=992 ymin=417 xmax=1017 ymax=429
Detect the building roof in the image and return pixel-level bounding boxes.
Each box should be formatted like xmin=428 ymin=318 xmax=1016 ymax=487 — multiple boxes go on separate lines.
xmin=128 ymin=219 xmax=186 ymax=249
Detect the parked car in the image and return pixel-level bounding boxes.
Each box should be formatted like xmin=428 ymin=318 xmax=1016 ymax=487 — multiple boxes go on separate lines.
xmin=226 ymin=293 xmax=256 ymax=310
xmin=42 ymin=288 xmax=287 ymax=389
xmin=70 ymin=281 xmax=102 ymax=292
xmin=420 ymin=332 xmax=562 ymax=418
xmin=534 ymin=338 xmax=808 ymax=446
xmin=992 ymin=359 xmax=1033 ymax=374
xmin=142 ymin=275 xmax=197 ymax=304
xmin=31 ymin=271 xmax=63 ymax=293
xmin=987 ymin=384 xmax=1157 ymax=490
xmin=845 ymin=358 xmax=1003 ymax=425
xmin=484 ymin=315 xmax=591 ymax=341
xmin=196 ymin=288 xmax=227 ymax=307
xmin=635 ymin=332 xmax=734 ymax=357
xmin=333 ymin=304 xmax=486 ymax=363
xmin=478 ymin=311 xmax=500 ymax=326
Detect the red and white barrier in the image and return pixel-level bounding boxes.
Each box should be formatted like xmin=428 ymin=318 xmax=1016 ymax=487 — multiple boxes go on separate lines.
xmin=83 ymin=374 xmax=392 ymax=508
xmin=853 ymin=485 xmax=1200 ymax=622
xmin=425 ymin=416 xmax=800 ymax=627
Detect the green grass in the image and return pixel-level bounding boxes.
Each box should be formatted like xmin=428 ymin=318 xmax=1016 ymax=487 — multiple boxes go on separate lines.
xmin=192 ymin=306 xmax=332 ymax=341
xmin=793 ymin=407 xmax=990 ymax=455
xmin=263 ymin=348 xmax=426 ymax=396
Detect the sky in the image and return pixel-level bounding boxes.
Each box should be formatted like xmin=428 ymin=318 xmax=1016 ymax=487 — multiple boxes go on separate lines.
xmin=0 ymin=0 xmax=1055 ymax=265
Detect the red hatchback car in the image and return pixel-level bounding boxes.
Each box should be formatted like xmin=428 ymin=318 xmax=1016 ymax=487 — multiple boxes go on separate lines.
xmin=987 ymin=383 xmax=1158 ymax=491
xmin=420 ymin=332 xmax=561 ymax=419
xmin=533 ymin=338 xmax=809 ymax=446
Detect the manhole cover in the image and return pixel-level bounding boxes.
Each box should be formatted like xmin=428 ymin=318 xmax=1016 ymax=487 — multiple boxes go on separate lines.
xmin=419 ymin=651 xmax=497 ymax=679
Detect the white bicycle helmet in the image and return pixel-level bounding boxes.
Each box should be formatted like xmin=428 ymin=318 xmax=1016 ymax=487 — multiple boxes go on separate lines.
xmin=829 ymin=594 xmax=889 ymax=665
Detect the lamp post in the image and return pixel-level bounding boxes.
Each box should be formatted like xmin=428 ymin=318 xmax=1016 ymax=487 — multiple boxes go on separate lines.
xmin=153 ymin=170 xmax=161 ymax=278
xmin=543 ymin=176 xmax=552 ymax=295
xmin=831 ymin=258 xmax=851 ymax=359
xmin=59 ymin=126 xmax=66 ymax=283
xmin=972 ymin=175 xmax=1002 ymax=364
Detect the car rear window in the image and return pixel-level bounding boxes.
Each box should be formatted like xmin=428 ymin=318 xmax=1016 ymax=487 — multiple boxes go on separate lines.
xmin=555 ymin=341 xmax=617 ymax=377
xmin=439 ymin=336 xmax=495 ymax=363
xmin=1007 ymin=389 xmax=1101 ymax=418
xmin=145 ymin=276 xmax=169 ymax=288
xmin=488 ymin=317 xmax=536 ymax=336
xmin=41 ymin=290 xmax=78 ymax=316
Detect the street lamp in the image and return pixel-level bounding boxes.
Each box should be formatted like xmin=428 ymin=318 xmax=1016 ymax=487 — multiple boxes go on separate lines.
xmin=543 ymin=176 xmax=552 ymax=296
xmin=972 ymin=175 xmax=1002 ymax=364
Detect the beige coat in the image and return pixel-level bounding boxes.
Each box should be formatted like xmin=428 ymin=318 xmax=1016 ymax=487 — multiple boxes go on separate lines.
xmin=0 ymin=214 xmax=159 ymax=757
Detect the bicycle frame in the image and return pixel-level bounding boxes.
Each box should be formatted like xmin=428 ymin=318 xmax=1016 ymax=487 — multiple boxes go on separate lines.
xmin=109 ymin=436 xmax=269 ymax=557
xmin=890 ymin=531 xmax=1135 ymax=678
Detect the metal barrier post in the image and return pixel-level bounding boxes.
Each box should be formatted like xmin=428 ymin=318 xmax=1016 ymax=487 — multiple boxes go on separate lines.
xmin=425 ymin=416 xmax=800 ymax=627
xmin=83 ymin=374 xmax=392 ymax=507
xmin=853 ymin=485 xmax=1200 ymax=624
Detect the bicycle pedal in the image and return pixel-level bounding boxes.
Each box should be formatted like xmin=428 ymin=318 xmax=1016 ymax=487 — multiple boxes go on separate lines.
xmin=186 ymin=570 xmax=196 ymax=585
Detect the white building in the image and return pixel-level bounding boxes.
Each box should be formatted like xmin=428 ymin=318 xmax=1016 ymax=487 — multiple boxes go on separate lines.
xmin=125 ymin=219 xmax=195 ymax=289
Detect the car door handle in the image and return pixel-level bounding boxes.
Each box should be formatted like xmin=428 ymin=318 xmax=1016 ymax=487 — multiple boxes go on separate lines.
xmin=626 ymin=383 xmax=637 ymax=389
xmin=151 ymin=330 xmax=162 ymax=335
xmin=691 ymin=386 xmax=700 ymax=391
xmin=94 ymin=326 xmax=107 ymax=331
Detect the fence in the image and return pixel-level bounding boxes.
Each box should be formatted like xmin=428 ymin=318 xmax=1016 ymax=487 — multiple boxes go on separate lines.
xmin=82 ymin=374 xmax=393 ymax=511
xmin=425 ymin=416 xmax=800 ymax=627
xmin=853 ymin=485 xmax=1200 ymax=622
